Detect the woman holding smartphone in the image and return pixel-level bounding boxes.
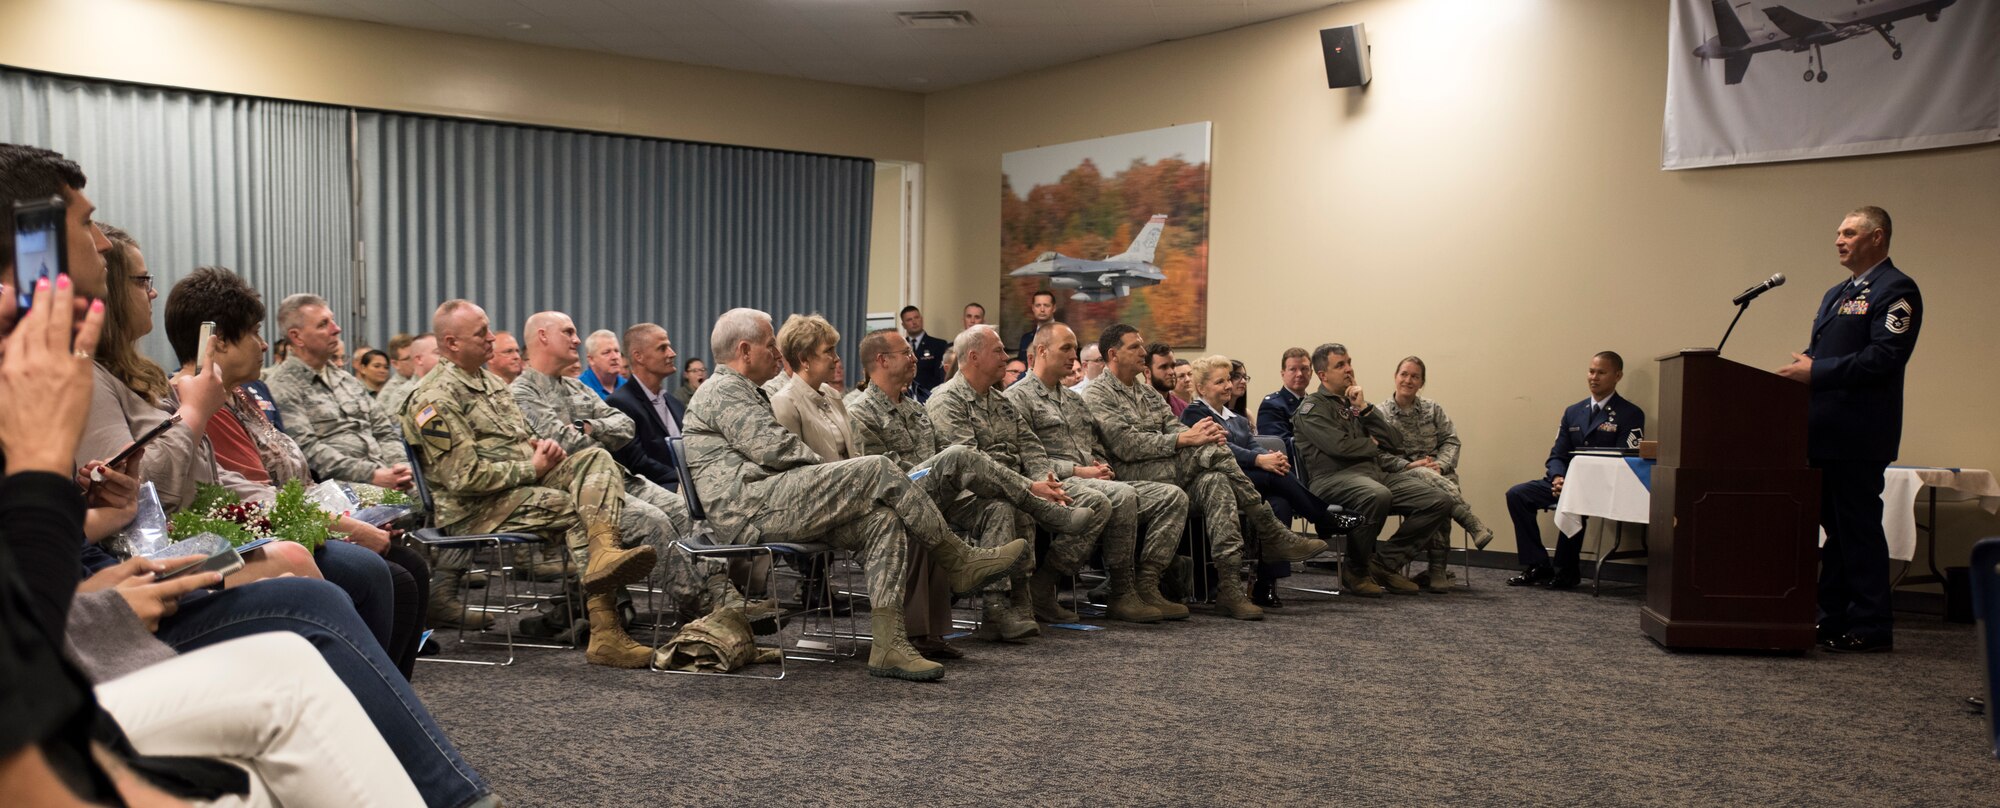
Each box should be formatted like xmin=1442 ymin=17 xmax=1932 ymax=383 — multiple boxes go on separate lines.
xmin=72 ymin=227 xmax=407 ymax=661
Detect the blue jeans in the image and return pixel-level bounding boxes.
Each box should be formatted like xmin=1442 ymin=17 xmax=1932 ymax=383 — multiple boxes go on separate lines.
xmin=315 ymin=539 xmax=394 ymax=655
xmin=156 ymin=577 xmax=489 ymax=808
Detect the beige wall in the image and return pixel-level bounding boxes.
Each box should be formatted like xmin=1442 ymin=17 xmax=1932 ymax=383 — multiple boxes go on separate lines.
xmin=0 ymin=0 xmax=923 ymax=161
xmin=867 ymin=163 xmax=905 ymax=316
xmin=923 ymin=0 xmax=2000 ymax=567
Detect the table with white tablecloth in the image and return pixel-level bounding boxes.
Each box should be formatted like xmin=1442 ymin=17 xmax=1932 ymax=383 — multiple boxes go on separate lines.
xmin=1553 ymin=457 xmax=1999 ymax=564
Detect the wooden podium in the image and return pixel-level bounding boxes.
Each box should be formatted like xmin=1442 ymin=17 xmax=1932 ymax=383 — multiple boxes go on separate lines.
xmin=1640 ymin=350 xmax=1821 ymax=651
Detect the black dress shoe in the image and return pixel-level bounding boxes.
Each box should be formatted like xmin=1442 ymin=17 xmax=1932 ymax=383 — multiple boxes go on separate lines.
xmin=1250 ymin=579 xmax=1282 ymax=609
xmin=1547 ymin=568 xmax=1582 ymax=590
xmin=1821 ymin=632 xmax=1893 ymax=653
xmin=1815 ymin=622 xmax=1844 ymax=644
xmin=1324 ymin=509 xmax=1366 ymax=533
xmin=1506 ymin=565 xmax=1553 ymax=587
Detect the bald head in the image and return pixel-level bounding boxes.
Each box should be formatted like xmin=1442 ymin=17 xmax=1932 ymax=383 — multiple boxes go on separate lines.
xmin=1031 ymin=323 xmax=1079 ymax=385
xmin=433 ymin=300 xmax=493 ymax=372
xmin=522 ymin=310 xmax=582 ymax=374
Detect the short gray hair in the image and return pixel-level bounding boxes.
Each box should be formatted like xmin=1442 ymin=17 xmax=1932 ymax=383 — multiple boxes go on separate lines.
xmin=276 ymin=293 xmax=327 ymax=336
xmin=585 ymin=329 xmax=619 ymax=356
xmin=711 ymin=308 xmax=772 ymax=361
xmin=952 ymin=323 xmax=999 ymax=359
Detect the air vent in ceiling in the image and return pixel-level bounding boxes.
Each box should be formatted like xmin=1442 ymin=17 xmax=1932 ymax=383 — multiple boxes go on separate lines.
xmin=895 ymin=10 xmax=979 ymax=29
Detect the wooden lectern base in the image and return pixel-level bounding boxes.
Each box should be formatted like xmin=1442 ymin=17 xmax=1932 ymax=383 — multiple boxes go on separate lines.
xmin=1640 ymin=466 xmax=1821 ymax=652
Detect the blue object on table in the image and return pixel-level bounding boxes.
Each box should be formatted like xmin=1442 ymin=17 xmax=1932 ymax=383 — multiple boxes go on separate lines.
xmin=1624 ymin=456 xmax=1655 ymax=491
xmin=1972 ymin=537 xmax=2000 ymax=760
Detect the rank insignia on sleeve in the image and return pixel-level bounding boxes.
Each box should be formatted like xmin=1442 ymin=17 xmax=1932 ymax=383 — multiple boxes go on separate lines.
xmin=1884 ymin=299 xmax=1914 ymax=334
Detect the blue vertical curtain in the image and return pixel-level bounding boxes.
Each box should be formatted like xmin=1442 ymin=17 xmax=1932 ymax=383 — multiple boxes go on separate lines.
xmin=0 ymin=68 xmax=352 ymax=363
xmin=2 ymin=67 xmax=876 ymax=374
xmin=357 ymin=112 xmax=873 ymax=371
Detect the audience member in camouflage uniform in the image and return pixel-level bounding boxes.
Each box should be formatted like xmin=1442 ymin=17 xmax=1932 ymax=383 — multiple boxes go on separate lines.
xmin=513 ymin=310 xmax=753 ymax=623
xmin=403 ymin=300 xmax=658 ymax=669
xmin=684 ymin=308 xmax=1028 ymax=681
xmin=1377 ymin=355 xmax=1496 ymax=592
xmin=1294 ymin=343 xmax=1454 ymax=597
xmin=1084 ymin=324 xmax=1328 ymax=620
xmin=847 ymin=330 xmax=1097 ymax=643
xmin=264 ymin=293 xmax=417 ymax=492
xmin=378 ymin=332 xmax=437 ymax=422
xmin=927 ymin=324 xmax=1111 ymax=628
xmin=1010 ymin=322 xmax=1188 ymax=623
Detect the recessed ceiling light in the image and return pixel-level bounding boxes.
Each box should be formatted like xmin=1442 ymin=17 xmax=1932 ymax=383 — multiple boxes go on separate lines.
xmin=504 ymin=21 xmax=532 ymax=30
xmin=895 ymin=11 xmax=978 ymax=29
xmin=909 ymin=77 xmax=930 ymax=85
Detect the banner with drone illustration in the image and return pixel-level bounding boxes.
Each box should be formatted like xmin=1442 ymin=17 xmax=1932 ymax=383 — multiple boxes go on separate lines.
xmin=1001 ymin=122 xmax=1211 ymax=350
xmin=1663 ymin=0 xmax=2000 ymax=169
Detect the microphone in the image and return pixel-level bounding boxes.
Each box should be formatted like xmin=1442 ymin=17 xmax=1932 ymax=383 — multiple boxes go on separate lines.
xmin=1731 ymin=273 xmax=1786 ymax=306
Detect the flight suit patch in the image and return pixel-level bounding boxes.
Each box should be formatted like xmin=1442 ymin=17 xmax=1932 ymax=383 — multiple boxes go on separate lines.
xmin=415 ymin=405 xmax=452 ymax=453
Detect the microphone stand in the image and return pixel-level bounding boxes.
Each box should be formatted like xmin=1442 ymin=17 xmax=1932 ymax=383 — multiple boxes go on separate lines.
xmin=1716 ymin=299 xmax=1751 ymax=354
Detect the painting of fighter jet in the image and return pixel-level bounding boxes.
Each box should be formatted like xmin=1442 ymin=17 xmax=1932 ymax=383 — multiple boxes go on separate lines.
xmin=1002 ymin=123 xmax=1210 ymax=348
xmin=1693 ymin=0 xmax=1957 ymax=84
xmin=1009 ymin=214 xmax=1168 ymax=303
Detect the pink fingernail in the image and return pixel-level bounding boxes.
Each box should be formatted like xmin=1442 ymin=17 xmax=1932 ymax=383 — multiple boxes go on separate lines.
xmin=56 ymin=274 xmax=70 ymax=290
xmin=89 ymin=299 xmax=104 ymax=313
xmin=36 ymin=277 xmax=49 ymax=290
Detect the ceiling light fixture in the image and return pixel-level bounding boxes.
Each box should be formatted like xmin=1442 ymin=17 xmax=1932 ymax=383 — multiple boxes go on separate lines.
xmin=504 ymin=21 xmax=532 ymax=30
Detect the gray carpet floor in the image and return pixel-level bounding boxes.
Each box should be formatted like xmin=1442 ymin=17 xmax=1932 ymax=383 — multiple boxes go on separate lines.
xmin=412 ymin=572 xmax=1999 ymax=807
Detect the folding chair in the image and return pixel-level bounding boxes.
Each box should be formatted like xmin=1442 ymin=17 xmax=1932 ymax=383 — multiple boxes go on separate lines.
xmin=402 ymin=441 xmax=572 ymax=666
xmin=655 ymin=437 xmax=851 ymax=677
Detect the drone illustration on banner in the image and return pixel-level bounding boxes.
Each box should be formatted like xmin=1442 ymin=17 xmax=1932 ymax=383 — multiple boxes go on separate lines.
xmin=1009 ymin=214 xmax=1168 ymax=303
xmin=1692 ymin=0 xmax=1956 ymax=85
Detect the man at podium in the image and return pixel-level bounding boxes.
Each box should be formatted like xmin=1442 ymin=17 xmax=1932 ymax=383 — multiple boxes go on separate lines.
xmin=1505 ymin=352 xmax=1645 ymax=589
xmin=1775 ymin=206 xmax=1923 ymax=654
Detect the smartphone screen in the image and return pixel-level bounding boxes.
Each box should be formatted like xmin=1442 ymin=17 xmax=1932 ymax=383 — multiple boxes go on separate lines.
xmin=157 ymin=545 xmax=245 ymax=583
xmin=11 ymin=197 xmax=67 ymax=311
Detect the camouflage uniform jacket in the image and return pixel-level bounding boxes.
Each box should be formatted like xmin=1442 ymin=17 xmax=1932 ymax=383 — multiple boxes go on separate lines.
xmin=844 ymin=382 xmax=939 ymax=472
xmin=402 ymin=361 xmax=549 ymax=535
xmin=378 ymin=368 xmax=433 ymax=426
xmin=1081 ymin=371 xmax=1186 ymax=482
xmin=510 ymin=367 xmax=637 ymax=457
xmin=1006 ymin=372 xmax=1108 ymax=480
xmin=683 ymin=365 xmax=824 ymax=544
xmin=1375 ymin=394 xmax=1461 ymax=476
xmin=926 ymin=374 xmax=1054 ymax=479
xmin=264 ymin=355 xmax=404 ymax=485
xmin=1295 ymin=385 xmax=1407 ymax=486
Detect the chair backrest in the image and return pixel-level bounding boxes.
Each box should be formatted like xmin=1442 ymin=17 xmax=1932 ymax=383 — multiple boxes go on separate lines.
xmin=1251 ymin=435 xmax=1285 ymax=455
xmin=668 ymin=435 xmax=706 ymax=522
xmin=400 ymin=439 xmax=439 ymax=521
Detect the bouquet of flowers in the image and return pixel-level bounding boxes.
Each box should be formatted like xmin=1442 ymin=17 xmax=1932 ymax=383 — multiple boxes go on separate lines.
xmin=168 ymin=479 xmax=336 ymax=552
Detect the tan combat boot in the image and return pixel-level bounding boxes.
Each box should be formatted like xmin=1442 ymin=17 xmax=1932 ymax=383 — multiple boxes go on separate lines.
xmin=1455 ymin=503 xmax=1496 ymax=550
xmin=1104 ymin=563 xmax=1163 ymax=624
xmin=933 ymin=537 xmax=1029 ymax=596
xmin=975 ymin=597 xmax=1039 ymax=642
xmin=584 ymin=593 xmax=652 ymax=669
xmin=1370 ymin=560 xmax=1422 ymax=596
xmin=579 ymin=527 xmax=657 ymax=596
xmin=1134 ymin=557 xmax=1191 ymax=620
xmin=1212 ymin=558 xmax=1265 ymax=621
xmin=1018 ymin=495 xmax=1097 ymax=535
xmin=1027 ymin=566 xmax=1079 ymax=623
xmin=1261 ymin=530 xmax=1330 ymax=564
xmin=1340 ymin=564 xmax=1386 ymax=598
xmin=1423 ymin=566 xmax=1453 ymax=594
xmin=428 ymin=569 xmax=495 ymax=630
xmin=868 ymin=607 xmax=945 ymax=682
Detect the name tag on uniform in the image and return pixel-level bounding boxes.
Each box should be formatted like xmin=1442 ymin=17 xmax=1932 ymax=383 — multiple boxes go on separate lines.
xmin=1838 ymin=299 xmax=1870 ymax=315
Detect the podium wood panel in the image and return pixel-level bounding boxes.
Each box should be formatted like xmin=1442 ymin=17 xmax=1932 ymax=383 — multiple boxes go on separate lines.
xmin=1641 ymin=351 xmax=1820 ymax=651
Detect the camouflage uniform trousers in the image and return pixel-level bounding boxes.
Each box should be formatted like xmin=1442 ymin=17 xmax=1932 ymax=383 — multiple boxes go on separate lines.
xmin=432 ymin=446 xmax=627 ymax=575
xmin=722 ymin=455 xmax=974 ymax=609
xmin=1401 ymin=467 xmax=1472 ymax=566
xmin=1140 ymin=442 xmax=1291 ymax=562
xmin=1060 ymin=477 xmax=1186 ymax=576
xmin=910 ymin=444 xmax=1107 ymax=593
xmin=620 ymin=475 xmax=751 ymax=619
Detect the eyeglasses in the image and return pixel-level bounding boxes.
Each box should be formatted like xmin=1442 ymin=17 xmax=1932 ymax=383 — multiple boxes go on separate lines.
xmin=130 ymin=274 xmax=155 ymax=292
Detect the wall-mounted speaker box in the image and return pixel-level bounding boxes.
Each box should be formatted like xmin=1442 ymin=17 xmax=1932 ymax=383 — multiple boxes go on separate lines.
xmin=1320 ymin=24 xmax=1370 ymax=88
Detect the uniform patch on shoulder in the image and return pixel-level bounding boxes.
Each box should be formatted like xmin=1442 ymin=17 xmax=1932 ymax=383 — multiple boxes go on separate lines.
xmin=416 ymin=405 xmax=452 ymax=452
xmin=1296 ymin=400 xmax=1316 ymax=417
xmin=1884 ymin=298 xmax=1914 ymax=334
